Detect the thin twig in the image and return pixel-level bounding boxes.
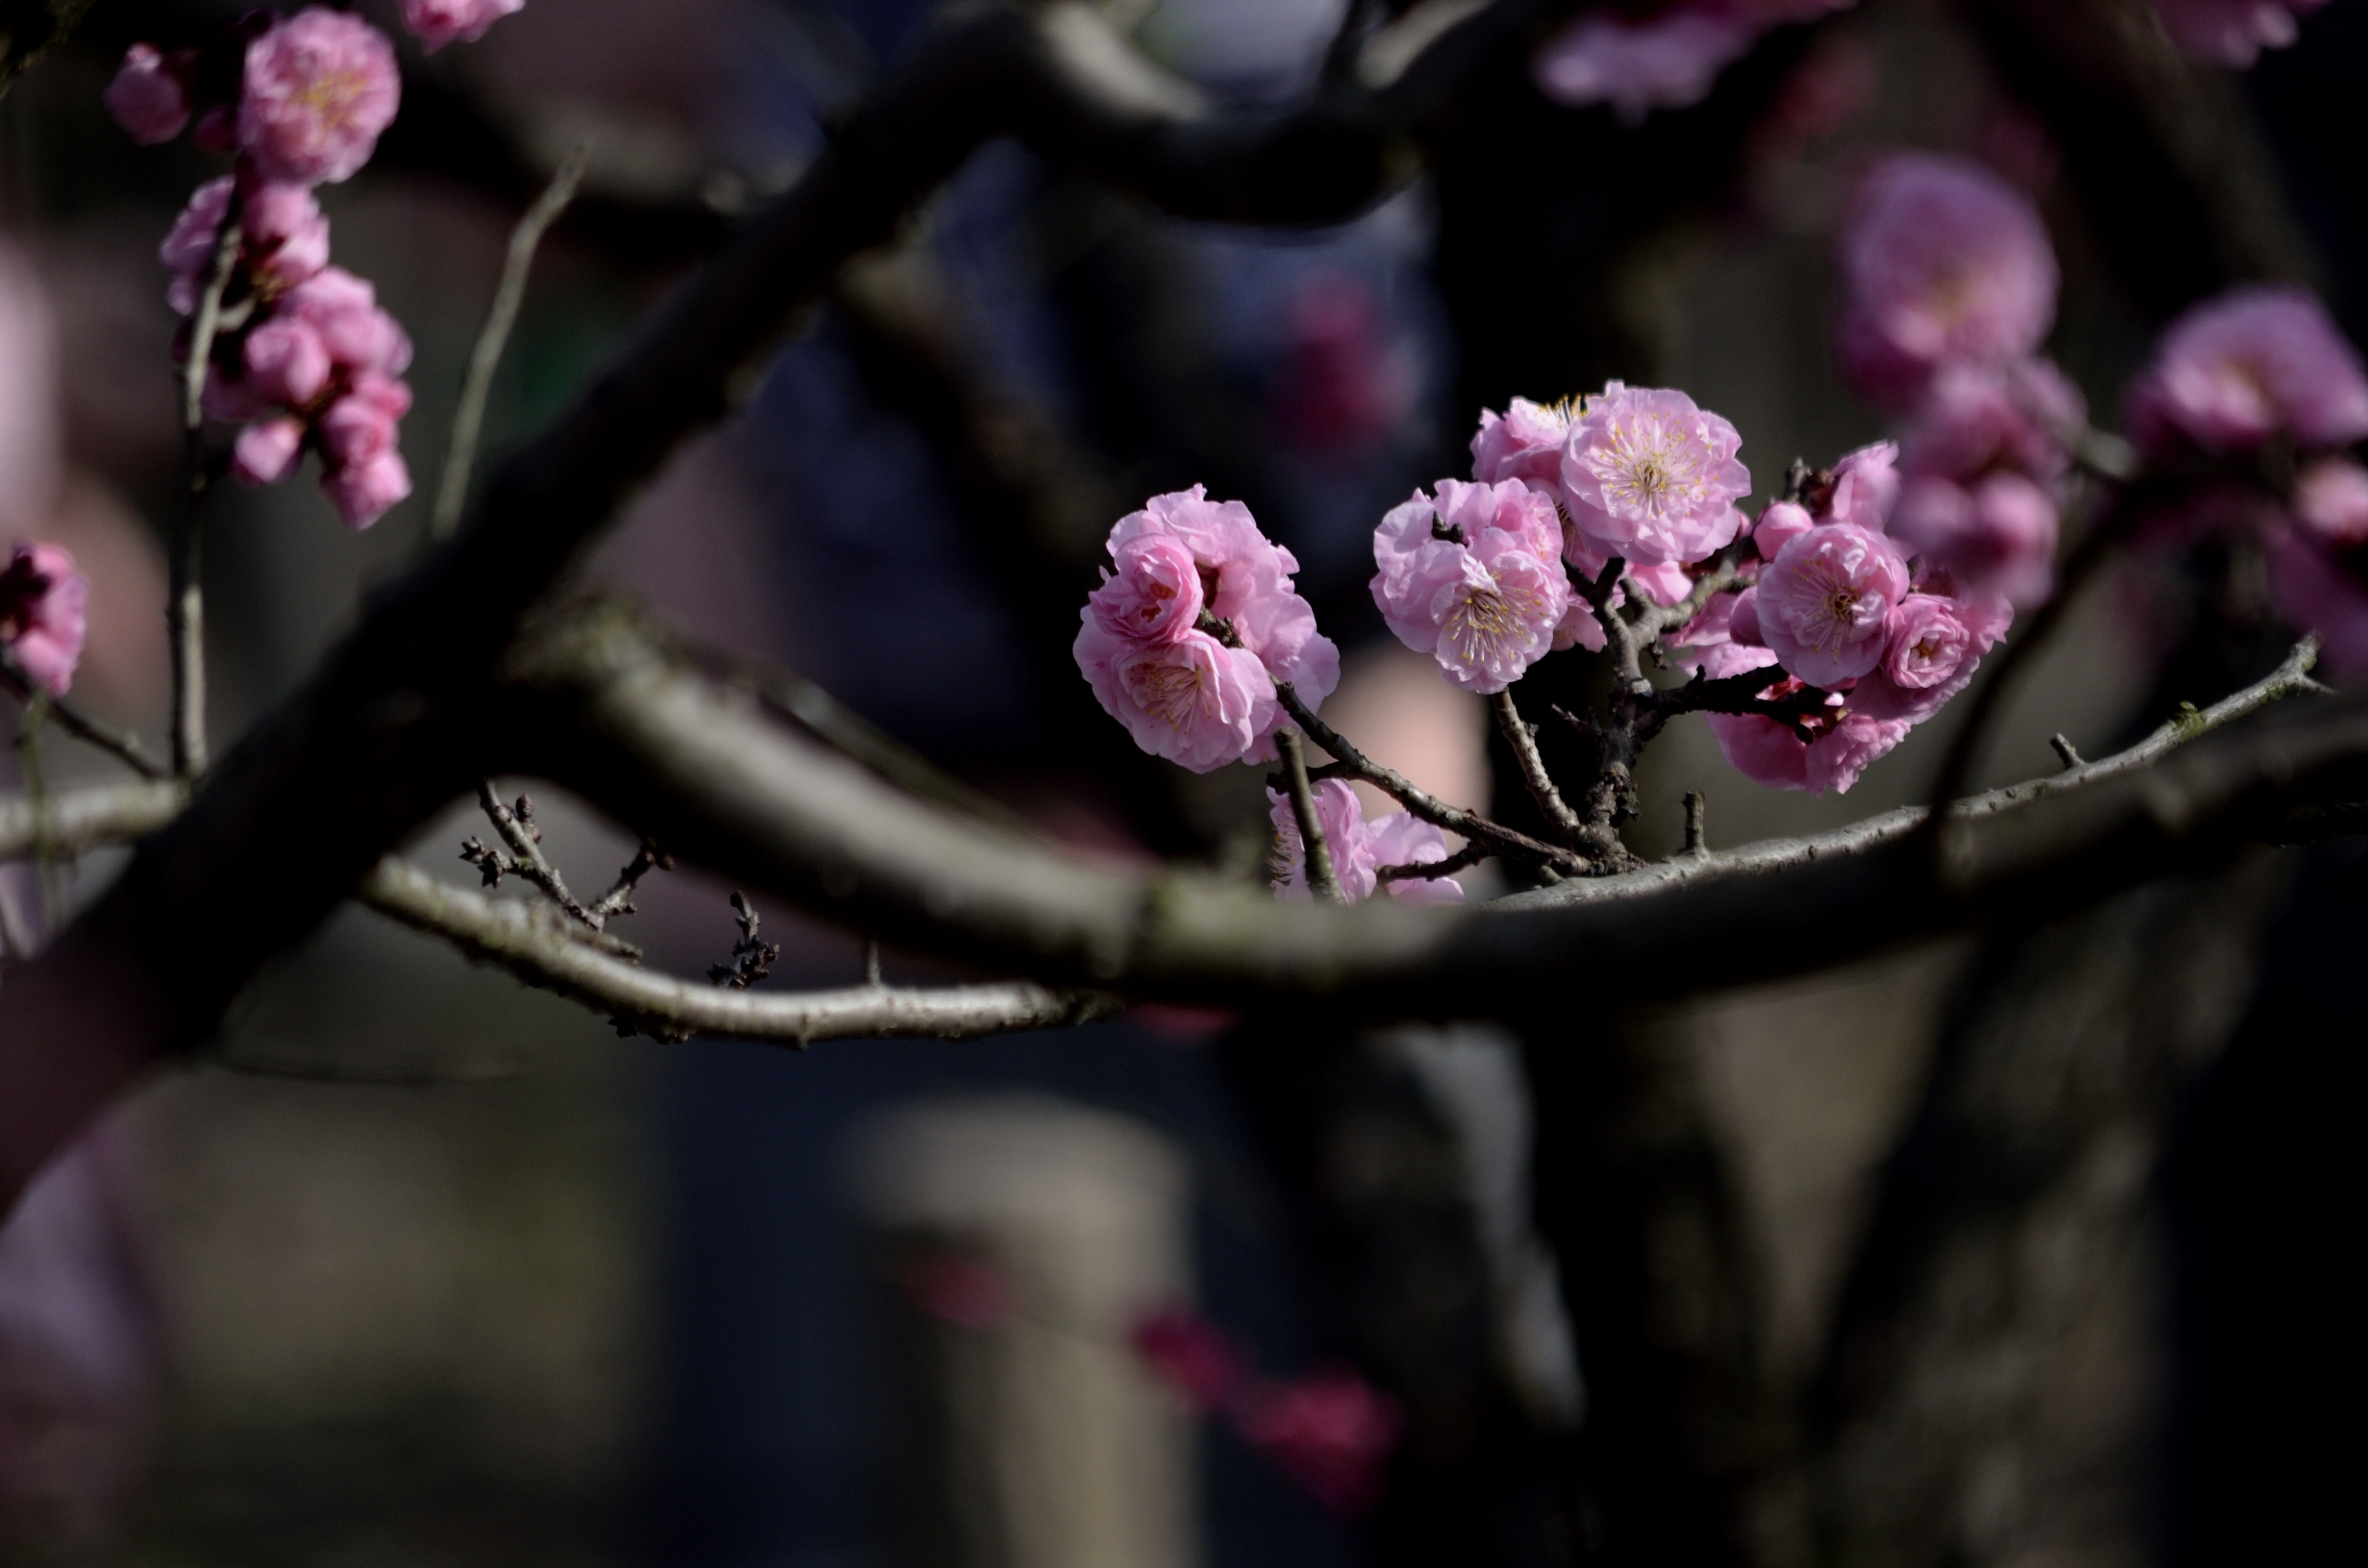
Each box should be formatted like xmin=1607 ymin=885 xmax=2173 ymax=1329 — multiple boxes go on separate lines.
xmin=1375 ymin=841 xmax=1487 ymax=884
xmin=0 ymin=650 xmax=167 ymax=778
xmin=1276 ymin=682 xmax=1591 ymax=877
xmin=1682 ymin=792 xmax=1706 ymax=856
xmin=11 ymin=698 xmax=61 ymax=924
xmin=432 ymin=146 xmax=590 ymax=541
xmin=359 ymin=858 xmax=1116 ymax=1045
xmin=171 ymin=204 xmax=243 ymax=779
xmin=1276 ymin=728 xmax=1344 ymax=902
xmin=463 ymin=780 xmax=600 ymax=928
xmin=589 ymin=837 xmax=670 ymax=919
xmin=1490 ymin=688 xmax=1586 ymax=845
xmin=863 ymin=936 xmax=882 ymax=987
xmin=2049 ymin=732 xmax=2084 ymax=770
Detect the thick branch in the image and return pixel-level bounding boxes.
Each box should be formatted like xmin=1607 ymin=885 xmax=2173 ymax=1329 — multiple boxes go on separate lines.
xmin=0 ymin=781 xmax=186 ymax=863
xmin=358 ymin=858 xmax=1114 ymax=1044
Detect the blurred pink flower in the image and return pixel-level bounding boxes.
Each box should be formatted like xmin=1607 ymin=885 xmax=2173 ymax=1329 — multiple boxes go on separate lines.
xmin=316 ymin=375 xmax=410 ymax=469
xmin=0 ymin=543 xmax=89 ymax=697
xmin=1532 ymin=7 xmax=1755 ymax=121
xmin=1559 ymin=381 xmax=1750 ymax=566
xmin=1706 ymin=708 xmax=1811 ymax=790
xmin=1827 ymin=440 xmax=1900 ymax=530
xmin=2125 ymin=284 xmax=2368 ymax=455
xmin=1132 ymin=1309 xmax=1246 ymax=1412
xmin=1075 ymin=621 xmax=1274 ymax=772
xmin=160 ymin=178 xmax=234 ymax=316
xmin=1837 ymin=154 xmax=2059 ymax=406
xmin=239 ymin=317 xmax=331 ymax=407
xmin=232 ymin=416 xmax=306 ymax=486
xmin=104 ymin=44 xmax=192 ymax=145
xmin=239 ymin=8 xmax=402 ymax=185
xmin=1889 ymin=471 xmax=2059 ymax=607
xmin=2293 ymin=457 xmax=2368 ymax=545
xmin=283 ymin=267 xmax=412 ymax=377
xmin=1804 ymin=709 xmax=1913 ymax=794
xmin=1231 ymin=1370 xmax=1402 ymax=1517
xmin=1089 ymin=532 xmax=1204 ymax=645
xmin=400 ymin=0 xmax=527 ymax=53
xmin=1756 ymin=522 xmax=1911 ymax=685
xmin=1268 ymin=781 xmax=1465 ymax=905
xmin=2147 ymin=0 xmax=2327 ymax=65
xmin=1273 ymin=276 xmax=1407 ymax=453
xmin=320 ymin=448 xmax=409 ymax=530
xmin=1751 ymin=500 xmax=1814 ymax=558
xmin=1371 ymin=479 xmax=1572 ymax=693
xmin=2267 ymin=528 xmax=2368 ymax=677
xmin=1880 ymin=594 xmax=1972 ymax=689
xmin=1900 ymin=358 xmax=2083 ymax=481
xmin=163 ymin=179 xmax=331 ymax=314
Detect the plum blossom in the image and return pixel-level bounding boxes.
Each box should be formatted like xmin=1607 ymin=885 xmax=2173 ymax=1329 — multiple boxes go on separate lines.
xmin=2146 ymin=0 xmax=2328 ymax=66
xmin=1751 ymin=501 xmax=1814 ymax=559
xmin=104 ymin=44 xmax=192 ymax=144
xmin=1755 ymin=522 xmax=1911 ymax=685
xmin=161 ymin=177 xmax=331 ymax=316
xmin=1470 ymin=396 xmax=1574 ymax=491
xmin=399 ymin=0 xmax=528 ymax=53
xmin=0 ymin=543 xmax=89 ymax=697
xmin=2124 ymin=284 xmax=2368 ymax=455
xmin=1269 ymin=782 xmax=1466 ymax=905
xmin=1826 ymin=440 xmax=1901 ymax=530
xmin=1889 ymin=470 xmax=2059 ymax=607
xmin=1880 ymin=594 xmax=1973 ymax=689
xmin=1900 ymin=358 xmax=2083 ymax=482
xmin=1075 ymin=621 xmax=1275 ymax=772
xmin=1088 ymin=532 xmax=1202 ymax=644
xmin=1372 ymin=478 xmax=1572 ymax=693
xmin=1559 ymin=381 xmax=1750 ymax=566
xmin=1837 ymin=154 xmax=2059 ymax=406
xmin=233 ymin=415 xmax=306 ymax=486
xmin=1533 ymin=1 xmax=1853 ymax=121
xmin=2265 ymin=456 xmax=2368 ymax=678
xmin=239 ymin=8 xmax=402 ymax=185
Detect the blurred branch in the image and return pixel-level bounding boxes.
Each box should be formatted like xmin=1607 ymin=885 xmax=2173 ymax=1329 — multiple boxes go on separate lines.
xmin=2 ymin=651 xmax=170 ymax=778
xmin=0 ymin=780 xmax=185 ymax=864
xmin=358 ymin=856 xmax=1116 ymax=1045
xmin=432 ymin=146 xmax=590 ymax=541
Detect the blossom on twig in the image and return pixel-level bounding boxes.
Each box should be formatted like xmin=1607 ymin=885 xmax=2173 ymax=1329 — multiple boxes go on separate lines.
xmin=400 ymin=0 xmax=528 ymax=54
xmin=238 ymin=8 xmax=403 ymax=186
xmin=0 ymin=543 xmax=89 ymax=698
xmin=103 ymin=44 xmax=194 ymax=145
xmin=1371 ymin=478 xmax=1572 ymax=692
xmin=2125 ymin=284 xmax=2368 ymax=456
xmin=1266 ymin=781 xmax=1465 ymax=905
xmin=1559 ymin=381 xmax=1751 ymax=567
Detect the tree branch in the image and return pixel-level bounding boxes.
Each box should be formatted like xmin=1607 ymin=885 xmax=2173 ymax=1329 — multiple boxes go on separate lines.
xmin=358 ymin=857 xmax=1115 ymax=1044
xmin=0 ymin=781 xmax=185 ymax=863
xmin=2 ymin=650 xmax=170 ymax=778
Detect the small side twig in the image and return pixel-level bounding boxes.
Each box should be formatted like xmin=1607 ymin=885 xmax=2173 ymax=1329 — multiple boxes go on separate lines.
xmin=171 ymin=202 xmax=243 ymax=779
xmin=0 ymin=649 xmax=167 ymax=779
xmin=589 ymin=838 xmax=671 ymax=919
xmin=1682 ymin=791 xmax=1707 ymax=857
xmin=710 ymin=892 xmax=780 ymax=989
xmin=2049 ymin=732 xmax=2084 ymax=770
xmin=1490 ymin=688 xmax=1587 ymax=846
xmin=461 ymin=780 xmax=599 ymax=929
xmin=1275 ymin=727 xmax=1344 ymax=903
xmin=432 ymin=146 xmax=590 ymax=542
xmin=1375 ymin=841 xmax=1487 ymax=884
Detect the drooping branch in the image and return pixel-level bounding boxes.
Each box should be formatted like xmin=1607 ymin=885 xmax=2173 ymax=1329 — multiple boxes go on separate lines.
xmin=358 ymin=858 xmax=1117 ymax=1044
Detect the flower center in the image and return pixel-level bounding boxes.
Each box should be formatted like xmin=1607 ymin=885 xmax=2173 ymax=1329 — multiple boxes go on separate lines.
xmin=295 ymin=67 xmax=371 ymax=126
xmin=1790 ymin=562 xmax=1871 ymax=651
xmin=1125 ymin=656 xmax=1208 ymax=730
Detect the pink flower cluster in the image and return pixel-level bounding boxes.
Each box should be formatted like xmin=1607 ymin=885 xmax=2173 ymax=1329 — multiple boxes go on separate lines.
xmin=1371 ymin=478 xmax=1576 ymax=693
xmin=399 ymin=0 xmax=528 ymax=54
xmin=1532 ymin=0 xmax=1856 ymax=121
xmin=2146 ymin=0 xmax=2328 ymax=66
xmin=0 ymin=542 xmax=89 ymax=698
xmin=2125 ymin=285 xmax=2368 ymax=679
xmin=1682 ymin=442 xmax=2013 ymax=794
xmin=1840 ymin=154 xmax=2077 ymax=609
xmin=1267 ymin=780 xmax=1467 ymax=905
xmin=112 ymin=10 xmax=428 ymax=529
xmin=1074 ymin=488 xmax=1340 ymax=772
xmin=1133 ymin=1308 xmax=1401 ymax=1517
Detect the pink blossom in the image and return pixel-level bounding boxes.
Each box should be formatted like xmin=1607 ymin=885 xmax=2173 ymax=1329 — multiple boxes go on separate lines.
xmin=239 ymin=8 xmax=402 ymax=185
xmin=232 ymin=415 xmax=306 ymax=486
xmin=1532 ymin=6 xmax=1756 ymax=122
xmin=399 ymin=0 xmax=527 ymax=53
xmin=2266 ymin=528 xmax=2368 ymax=678
xmin=160 ymin=177 xmax=234 ymax=315
xmin=1626 ymin=560 xmax=1695 ymax=607
xmin=316 ymin=375 xmax=410 ymax=469
xmin=1707 ymin=709 xmax=1811 ymax=790
xmin=284 ymin=267 xmax=412 ymax=376
xmin=241 ymin=317 xmax=331 ymax=406
xmin=104 ymin=44 xmax=192 ymax=145
xmin=2147 ymin=0 xmax=2328 ymax=66
xmin=1755 ymin=522 xmax=1912 ymax=685
xmin=243 ymin=182 xmax=332 ymax=294
xmin=320 ymin=448 xmax=410 ymax=530
xmin=1837 ymin=154 xmax=2059 ymax=406
xmin=1881 ymin=594 xmax=1973 ymax=689
xmin=1371 ymin=479 xmax=1572 ymax=693
xmin=1469 ymin=397 xmax=1573 ymax=490
xmin=1105 ymin=488 xmax=1338 ymax=738
xmin=1752 ymin=501 xmax=1815 ymax=558
xmin=1900 ymin=358 xmax=2083 ymax=481
xmin=1075 ymin=621 xmax=1275 ymax=772
xmin=1727 ymin=585 xmax=1764 ymax=645
xmin=2125 ymin=284 xmax=2368 ymax=455
xmin=1231 ymin=1370 xmax=1402 ymax=1517
xmin=1889 ymin=471 xmax=2059 ymax=607
xmin=1555 ymin=597 xmax=1609 ymax=653
xmin=1827 ymin=440 xmax=1901 ymax=530
xmin=1133 ymin=1310 xmax=1246 ymax=1412
xmin=0 ymin=543 xmax=89 ymax=697
xmin=2293 ymin=457 xmax=2368 ymax=545
xmin=1804 ymin=710 xmax=1913 ymax=794
xmin=1268 ymin=781 xmax=1466 ymax=905
xmin=1559 ymin=381 xmax=1751 ymax=566
xmin=1089 ymin=531 xmax=1205 ymax=644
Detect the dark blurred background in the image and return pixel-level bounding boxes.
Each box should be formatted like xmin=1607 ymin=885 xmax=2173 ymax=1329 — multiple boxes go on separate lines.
xmin=1 ymin=1 xmax=2361 ymax=1564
